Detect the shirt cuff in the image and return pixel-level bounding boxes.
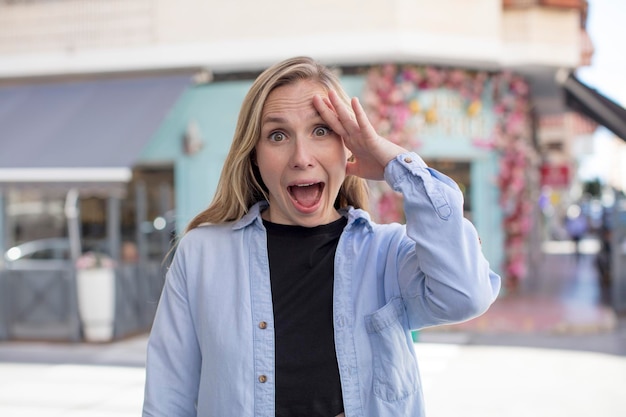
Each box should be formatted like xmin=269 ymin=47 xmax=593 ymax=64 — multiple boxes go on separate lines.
xmin=383 ymin=152 xmax=455 ymax=220
xmin=383 ymin=152 xmax=427 ymax=186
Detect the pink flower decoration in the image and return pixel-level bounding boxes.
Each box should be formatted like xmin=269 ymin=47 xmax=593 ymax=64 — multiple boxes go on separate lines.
xmin=363 ymin=63 xmax=533 ymax=290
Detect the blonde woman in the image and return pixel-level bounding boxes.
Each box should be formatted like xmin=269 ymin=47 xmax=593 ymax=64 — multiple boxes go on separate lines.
xmin=143 ymin=56 xmax=500 ymax=417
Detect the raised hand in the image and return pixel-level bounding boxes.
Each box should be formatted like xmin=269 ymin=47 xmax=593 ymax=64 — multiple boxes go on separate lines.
xmin=313 ymin=90 xmax=408 ymax=181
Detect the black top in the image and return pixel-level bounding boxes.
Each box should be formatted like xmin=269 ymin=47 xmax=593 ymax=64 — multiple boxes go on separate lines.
xmin=264 ymin=216 xmax=347 ymax=417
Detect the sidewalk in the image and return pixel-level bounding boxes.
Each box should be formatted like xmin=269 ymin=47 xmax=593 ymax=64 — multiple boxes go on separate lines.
xmin=0 ymin=361 xmax=145 ymax=417
xmin=0 ymin=335 xmax=147 ymax=416
xmin=1 ymin=334 xmax=625 ymax=417
xmin=417 ymin=342 xmax=626 ymax=417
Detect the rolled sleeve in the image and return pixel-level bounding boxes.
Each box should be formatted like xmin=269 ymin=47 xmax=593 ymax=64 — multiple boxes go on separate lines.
xmin=383 ymin=152 xmax=501 ymax=329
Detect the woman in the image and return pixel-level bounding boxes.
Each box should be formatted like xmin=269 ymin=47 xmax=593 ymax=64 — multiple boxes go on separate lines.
xmin=143 ymin=56 xmax=501 ymax=417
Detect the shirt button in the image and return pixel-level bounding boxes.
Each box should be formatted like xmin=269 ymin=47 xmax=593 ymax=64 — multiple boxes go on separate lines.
xmin=403 ymin=157 xmax=413 ymax=163
xmin=258 ymin=375 xmax=267 ymax=383
xmin=259 ymin=321 xmax=267 ymax=329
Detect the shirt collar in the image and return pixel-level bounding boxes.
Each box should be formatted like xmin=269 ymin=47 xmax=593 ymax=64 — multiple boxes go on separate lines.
xmin=342 ymin=206 xmax=374 ymax=233
xmin=233 ymin=201 xmax=268 ymax=230
xmin=233 ymin=201 xmax=374 ymax=232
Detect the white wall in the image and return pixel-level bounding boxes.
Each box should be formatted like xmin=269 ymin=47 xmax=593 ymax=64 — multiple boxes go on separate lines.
xmin=0 ymin=0 xmax=581 ymax=77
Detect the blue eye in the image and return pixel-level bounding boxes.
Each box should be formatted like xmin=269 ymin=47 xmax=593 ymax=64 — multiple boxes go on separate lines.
xmin=314 ymin=126 xmax=331 ymax=137
xmin=269 ymin=131 xmax=286 ymax=142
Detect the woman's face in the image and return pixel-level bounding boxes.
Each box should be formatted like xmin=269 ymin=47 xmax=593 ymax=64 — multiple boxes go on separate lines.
xmin=255 ymin=80 xmax=348 ymax=227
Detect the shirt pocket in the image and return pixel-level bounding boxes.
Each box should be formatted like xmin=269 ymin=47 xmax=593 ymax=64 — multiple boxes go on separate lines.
xmin=365 ymin=298 xmax=419 ymax=402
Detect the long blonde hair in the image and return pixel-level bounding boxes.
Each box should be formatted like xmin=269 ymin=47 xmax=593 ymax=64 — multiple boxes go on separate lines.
xmin=186 ymin=56 xmax=369 ymax=231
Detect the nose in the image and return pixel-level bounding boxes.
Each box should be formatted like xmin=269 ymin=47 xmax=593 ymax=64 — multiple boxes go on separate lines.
xmin=289 ymin=137 xmax=315 ymax=169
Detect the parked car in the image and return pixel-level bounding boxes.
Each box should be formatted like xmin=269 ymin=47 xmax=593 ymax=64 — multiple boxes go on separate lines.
xmin=4 ymin=238 xmax=72 ymax=271
xmin=3 ymin=238 xmax=107 ymax=270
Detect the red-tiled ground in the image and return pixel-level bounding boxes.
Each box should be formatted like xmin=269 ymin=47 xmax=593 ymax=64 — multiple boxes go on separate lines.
xmin=433 ymin=295 xmax=617 ymax=334
xmin=426 ymin=241 xmax=618 ymax=335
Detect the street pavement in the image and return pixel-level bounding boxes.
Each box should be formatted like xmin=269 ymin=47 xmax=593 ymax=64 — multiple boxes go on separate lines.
xmin=0 ymin=361 xmax=144 ymax=417
xmin=417 ymin=342 xmax=626 ymax=417
xmin=1 ymin=240 xmax=625 ymax=416
xmin=1 ymin=333 xmax=625 ymax=417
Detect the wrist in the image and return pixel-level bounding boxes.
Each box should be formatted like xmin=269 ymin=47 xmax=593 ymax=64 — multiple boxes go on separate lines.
xmin=377 ymin=141 xmax=408 ymax=167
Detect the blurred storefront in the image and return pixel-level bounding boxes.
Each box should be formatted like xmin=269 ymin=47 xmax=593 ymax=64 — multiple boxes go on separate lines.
xmin=0 ymin=74 xmax=188 ymax=341
xmin=0 ymin=67 xmax=591 ymax=342
xmin=558 ymin=72 xmax=626 ymax=313
xmin=137 ymin=67 xmax=533 ymax=292
xmin=4 ymin=0 xmax=620 ymax=339
xmin=357 ymin=64 xmax=536 ymax=292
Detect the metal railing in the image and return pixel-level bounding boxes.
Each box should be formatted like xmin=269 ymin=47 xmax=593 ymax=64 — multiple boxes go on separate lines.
xmin=0 ymin=260 xmax=165 ymax=342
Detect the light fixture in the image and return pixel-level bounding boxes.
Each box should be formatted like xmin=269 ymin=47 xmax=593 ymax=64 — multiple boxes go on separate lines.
xmin=183 ymin=120 xmax=204 ymax=155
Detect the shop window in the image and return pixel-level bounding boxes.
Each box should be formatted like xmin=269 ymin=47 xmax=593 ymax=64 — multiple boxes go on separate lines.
xmin=6 ymin=189 xmax=67 ymax=245
xmin=122 ymin=165 xmax=176 ymax=262
xmin=80 ymin=196 xmax=107 ymax=244
xmin=4 ymin=165 xmax=175 ymax=263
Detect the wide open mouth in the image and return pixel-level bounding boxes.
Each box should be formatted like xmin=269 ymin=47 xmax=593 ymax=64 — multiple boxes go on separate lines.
xmin=287 ymin=182 xmax=324 ymax=208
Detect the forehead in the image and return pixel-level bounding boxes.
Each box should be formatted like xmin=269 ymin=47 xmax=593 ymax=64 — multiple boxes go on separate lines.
xmin=262 ymin=80 xmax=328 ymax=115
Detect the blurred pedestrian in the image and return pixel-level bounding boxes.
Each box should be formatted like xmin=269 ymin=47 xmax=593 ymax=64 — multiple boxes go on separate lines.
xmin=142 ymin=56 xmax=501 ymax=417
xmin=595 ymin=212 xmax=612 ymax=287
xmin=565 ymin=204 xmax=588 ymax=258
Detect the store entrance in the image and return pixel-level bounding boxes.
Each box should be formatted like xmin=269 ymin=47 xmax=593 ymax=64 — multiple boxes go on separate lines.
xmin=121 ymin=165 xmax=176 ymax=263
xmin=0 ymin=165 xmax=176 ymax=342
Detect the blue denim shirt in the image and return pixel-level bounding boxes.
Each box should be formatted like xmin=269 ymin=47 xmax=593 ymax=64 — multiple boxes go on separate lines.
xmin=143 ymin=152 xmax=501 ymax=417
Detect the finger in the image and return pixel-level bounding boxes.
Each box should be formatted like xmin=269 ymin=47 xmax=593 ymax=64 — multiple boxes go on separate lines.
xmin=351 ymin=97 xmax=378 ymax=137
xmin=313 ymin=95 xmax=348 ymax=137
xmin=322 ymin=96 xmax=335 ymax=112
xmin=328 ymin=90 xmax=359 ymax=133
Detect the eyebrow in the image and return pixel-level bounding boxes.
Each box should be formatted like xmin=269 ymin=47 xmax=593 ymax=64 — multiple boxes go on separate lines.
xmin=262 ymin=116 xmax=288 ymax=124
xmin=262 ymin=111 xmax=323 ymax=125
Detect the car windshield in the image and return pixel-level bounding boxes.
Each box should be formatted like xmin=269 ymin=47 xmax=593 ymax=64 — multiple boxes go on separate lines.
xmin=4 ymin=238 xmax=72 ymax=261
xmin=4 ymin=238 xmax=107 ymax=262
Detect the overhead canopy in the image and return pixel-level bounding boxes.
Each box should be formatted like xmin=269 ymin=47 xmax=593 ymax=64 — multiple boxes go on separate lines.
xmin=560 ymin=72 xmax=626 ymax=141
xmin=0 ymin=73 xmax=191 ymax=188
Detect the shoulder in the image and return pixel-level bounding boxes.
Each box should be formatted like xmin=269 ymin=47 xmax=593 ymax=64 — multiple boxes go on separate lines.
xmin=175 ymin=222 xmax=237 ymax=253
xmin=167 ymin=223 xmax=243 ymax=274
xmin=175 ymin=203 xmax=266 ymax=255
xmin=344 ymin=206 xmax=405 ymax=238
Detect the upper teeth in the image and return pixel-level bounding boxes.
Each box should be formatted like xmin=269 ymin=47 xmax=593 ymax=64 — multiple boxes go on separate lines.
xmin=296 ymin=183 xmax=315 ymax=187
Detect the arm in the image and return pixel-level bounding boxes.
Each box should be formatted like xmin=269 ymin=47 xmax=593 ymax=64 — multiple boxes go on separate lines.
xmin=143 ymin=240 xmax=201 ymax=417
xmin=315 ymin=90 xmax=500 ymax=328
xmin=385 ymin=153 xmax=501 ymax=328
